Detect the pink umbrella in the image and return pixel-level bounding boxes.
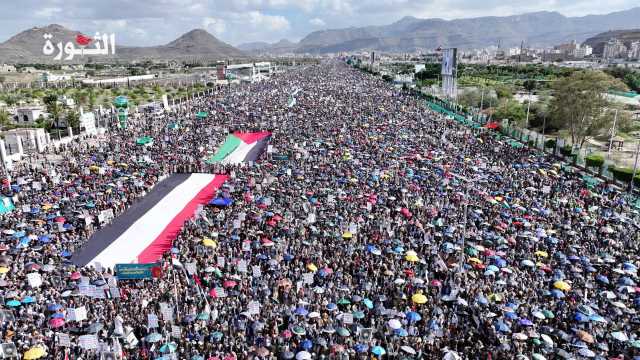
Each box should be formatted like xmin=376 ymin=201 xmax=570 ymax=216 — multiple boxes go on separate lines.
xmin=223 ymin=280 xmax=237 ymax=288
xmin=281 ymin=329 xmax=292 ymax=338
xmin=70 ymin=272 xmax=81 ymax=280
xmin=430 ymin=280 xmax=442 ymax=287
xmin=49 ymin=318 xmax=64 ymax=328
xmin=55 ymin=217 xmax=66 ymax=223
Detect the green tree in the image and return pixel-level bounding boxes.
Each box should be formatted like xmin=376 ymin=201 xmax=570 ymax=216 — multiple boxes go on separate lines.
xmin=65 ymin=110 xmax=80 ymax=130
xmin=0 ymin=109 xmax=11 ymax=130
xmin=494 ymin=99 xmax=527 ymax=125
xmin=43 ymin=94 xmax=61 ymax=128
xmin=523 ymin=79 xmax=537 ymax=92
xmin=549 ymin=70 xmax=627 ymax=149
xmin=494 ymin=84 xmax=514 ymax=99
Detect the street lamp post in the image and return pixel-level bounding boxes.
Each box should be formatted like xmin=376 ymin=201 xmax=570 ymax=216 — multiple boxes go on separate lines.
xmin=607 ymin=109 xmax=618 ymax=160
xmin=450 ymin=173 xmax=488 ymax=270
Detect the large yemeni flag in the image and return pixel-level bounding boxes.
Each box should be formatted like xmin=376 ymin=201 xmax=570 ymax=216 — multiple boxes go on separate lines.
xmin=72 ymin=173 xmax=227 ymax=268
xmin=206 ymin=131 xmax=271 ymax=164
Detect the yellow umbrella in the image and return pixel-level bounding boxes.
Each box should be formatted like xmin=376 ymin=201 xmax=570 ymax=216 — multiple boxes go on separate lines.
xmin=494 ymin=196 xmax=503 ymax=202
xmin=554 ymin=280 xmax=571 ymax=291
xmin=405 ymin=254 xmax=420 ymax=262
xmin=89 ymin=165 xmax=100 ymax=172
xmin=342 ymin=232 xmax=353 ymax=239
xmin=307 ymin=263 xmax=318 ymax=272
xmin=534 ymin=250 xmax=548 ymax=258
xmin=539 ymin=169 xmax=547 ymax=176
xmin=405 ymin=250 xmax=418 ymax=257
xmin=202 ymin=238 xmax=217 ymax=248
xmin=23 ymin=346 xmax=46 ymax=359
xmin=488 ymin=293 xmax=504 ymax=302
xmin=41 ymin=204 xmax=53 ymax=210
xmin=549 ymin=170 xmax=558 ymax=176
xmin=107 ymin=160 xmax=115 ymax=165
xmin=411 ymin=293 xmax=427 ymax=304
xmin=0 ymin=267 xmax=9 ymax=274
xmin=468 ymin=257 xmax=483 ymax=264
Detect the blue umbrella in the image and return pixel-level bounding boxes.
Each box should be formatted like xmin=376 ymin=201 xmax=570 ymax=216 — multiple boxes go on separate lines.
xmin=394 ymin=328 xmax=408 ymax=337
xmin=487 ymin=265 xmax=499 ymax=272
xmin=371 ymin=346 xmax=386 ymax=357
xmin=6 ymin=300 xmax=20 ymax=307
xmin=363 ymin=298 xmax=374 ymax=309
xmin=38 ymin=235 xmax=51 ymax=243
xmin=191 ymin=356 xmax=204 ymax=360
xmin=326 ymin=303 xmax=337 ymax=311
xmin=589 ymin=314 xmax=607 ymax=323
xmin=301 ymin=339 xmax=313 ymax=350
xmin=505 ymin=312 xmax=519 ymax=320
xmin=624 ymin=262 xmax=637 ymax=271
xmin=13 ymin=231 xmax=25 ymax=238
xmin=354 ymin=344 xmax=369 ymax=353
xmin=50 ymin=313 xmax=64 ymax=319
xmin=159 ymin=342 xmax=177 ymax=353
xmin=620 ymin=277 xmax=636 ymax=286
xmin=495 ymin=321 xmax=510 ymax=333
xmin=495 ymin=258 xmax=507 ymax=268
xmin=209 ymin=197 xmax=233 ymax=207
xmin=519 ymin=318 xmax=534 ymax=326
xmin=596 ymin=275 xmax=610 ymax=284
xmin=47 ymin=304 xmax=62 ymax=311
xmin=575 ymin=312 xmax=590 ymax=323
xmin=21 ymin=296 xmax=35 ymax=304
xmin=550 ymin=289 xmax=565 ymax=298
xmin=295 ymin=307 xmax=309 ymax=316
xmin=406 ymin=311 xmax=422 ymax=322
xmin=145 ymin=333 xmax=163 ymax=342
xmin=60 ymin=250 xmax=72 ymax=257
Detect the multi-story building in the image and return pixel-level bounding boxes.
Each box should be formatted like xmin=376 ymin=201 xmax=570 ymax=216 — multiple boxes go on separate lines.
xmin=574 ymin=45 xmax=593 ymax=59
xmin=629 ymin=41 xmax=640 ymax=60
xmin=603 ymin=39 xmax=628 ymax=59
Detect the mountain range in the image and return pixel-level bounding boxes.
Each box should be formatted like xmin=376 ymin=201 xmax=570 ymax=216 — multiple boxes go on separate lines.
xmin=0 ymin=24 xmax=245 ymax=63
xmin=2 ymin=7 xmax=640 ymax=62
xmin=240 ymin=7 xmax=640 ymax=54
xmin=584 ymin=29 xmax=640 ymax=55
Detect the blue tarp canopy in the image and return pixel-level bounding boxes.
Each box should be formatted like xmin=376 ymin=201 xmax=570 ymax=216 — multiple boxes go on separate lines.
xmin=209 ymin=197 xmax=233 ymax=207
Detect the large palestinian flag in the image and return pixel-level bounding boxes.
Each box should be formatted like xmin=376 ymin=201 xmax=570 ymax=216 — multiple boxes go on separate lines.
xmin=206 ymin=131 xmax=271 ymax=164
xmin=73 ymin=173 xmax=227 ymax=268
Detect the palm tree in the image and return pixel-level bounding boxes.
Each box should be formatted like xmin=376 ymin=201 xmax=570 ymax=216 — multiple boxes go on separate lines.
xmin=0 ymin=109 xmax=11 ymax=130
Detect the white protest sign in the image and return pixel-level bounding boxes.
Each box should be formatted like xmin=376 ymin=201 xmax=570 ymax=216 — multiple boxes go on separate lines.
xmin=217 ymin=256 xmax=226 ymax=267
xmin=237 ymin=260 xmax=248 ymax=272
xmin=68 ymin=306 xmax=88 ymax=322
xmin=303 ymin=272 xmax=314 ymax=285
xmin=57 ymin=333 xmax=71 ymax=347
xmin=252 ymin=265 xmax=262 ymax=277
xmin=247 ymin=301 xmax=261 ymax=315
xmin=78 ymin=335 xmax=99 ymax=350
xmin=185 ymin=262 xmax=197 ymax=275
xmin=171 ymin=325 xmax=182 ymax=338
xmin=27 ymin=272 xmax=43 ymax=288
xmin=148 ymin=314 xmax=159 ymax=328
xmin=343 ymin=313 xmax=354 ymax=324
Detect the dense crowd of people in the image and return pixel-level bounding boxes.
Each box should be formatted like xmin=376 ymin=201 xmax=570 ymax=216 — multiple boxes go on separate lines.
xmin=0 ymin=62 xmax=639 ymax=360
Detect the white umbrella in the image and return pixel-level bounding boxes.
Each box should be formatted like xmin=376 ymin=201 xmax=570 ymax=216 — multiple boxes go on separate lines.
xmin=387 ymin=319 xmax=402 ymax=329
xmin=401 ymin=346 xmax=416 ymax=355
xmin=540 ymin=334 xmax=554 ymax=347
xmin=443 ymin=351 xmax=462 ymax=360
xmin=296 ymin=351 xmax=311 ymax=360
xmin=610 ymin=331 xmax=629 ymax=342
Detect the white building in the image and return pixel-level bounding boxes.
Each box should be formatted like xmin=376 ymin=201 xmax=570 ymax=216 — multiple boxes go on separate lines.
xmin=12 ymin=107 xmax=46 ymax=125
xmin=604 ymin=39 xmax=628 ymax=59
xmin=573 ymin=45 xmax=593 ymax=58
xmin=58 ymin=95 xmax=75 ymax=107
xmin=3 ymin=128 xmax=49 ymax=155
xmin=0 ymin=64 xmax=16 ymax=73
xmin=629 ymin=41 xmax=640 ymax=60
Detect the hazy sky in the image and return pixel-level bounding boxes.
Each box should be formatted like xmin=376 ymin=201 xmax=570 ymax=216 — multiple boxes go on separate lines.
xmin=0 ymin=0 xmax=638 ymax=46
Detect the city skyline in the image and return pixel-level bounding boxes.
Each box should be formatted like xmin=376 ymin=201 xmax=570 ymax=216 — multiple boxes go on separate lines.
xmin=0 ymin=1 xmax=638 ymax=46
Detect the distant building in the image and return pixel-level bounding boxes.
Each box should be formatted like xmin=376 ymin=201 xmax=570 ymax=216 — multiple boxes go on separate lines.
xmin=0 ymin=64 xmax=16 ymax=73
xmin=629 ymin=41 xmax=640 ymax=60
xmin=574 ymin=45 xmax=593 ymax=58
xmin=2 ymin=128 xmax=49 ymax=155
xmin=57 ymin=95 xmax=75 ymax=107
xmin=12 ymin=107 xmax=46 ymax=125
xmin=603 ymin=39 xmax=628 ymax=59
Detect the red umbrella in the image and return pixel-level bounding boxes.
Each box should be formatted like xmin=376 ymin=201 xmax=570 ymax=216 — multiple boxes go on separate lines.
xmin=223 ymin=280 xmax=237 ymax=288
xmin=55 ymin=217 xmax=66 ymax=223
xmin=281 ymin=329 xmax=292 ymax=338
xmin=430 ymin=280 xmax=442 ymax=287
xmin=70 ymin=271 xmax=81 ymax=280
xmin=484 ymin=122 xmax=500 ymax=130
